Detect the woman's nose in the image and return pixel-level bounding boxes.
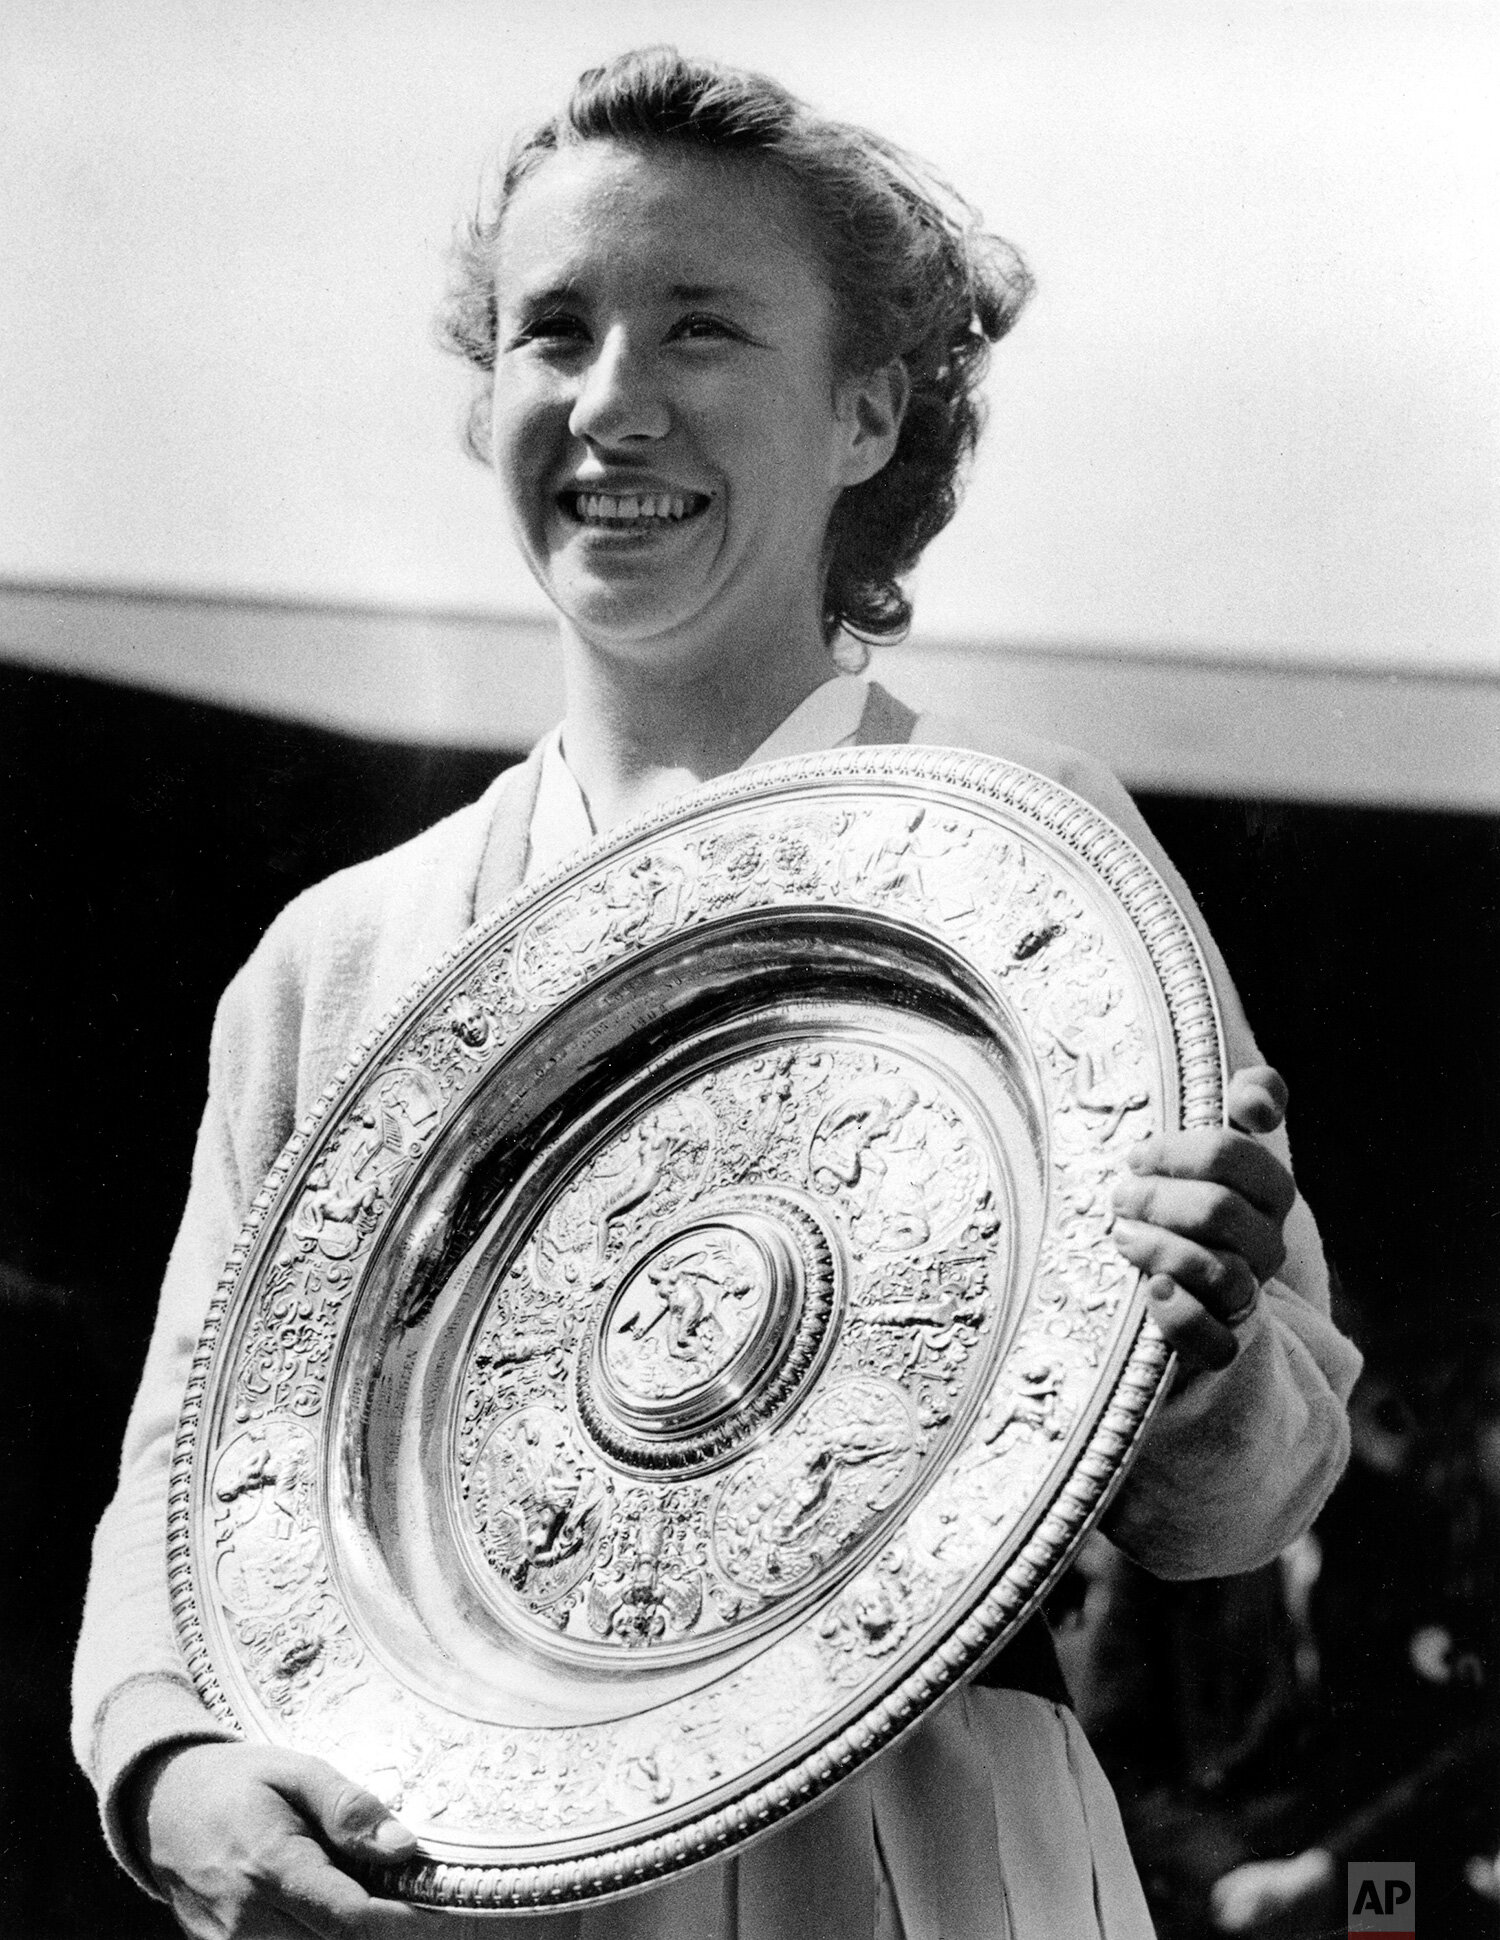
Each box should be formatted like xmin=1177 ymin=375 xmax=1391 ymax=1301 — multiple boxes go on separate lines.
xmin=567 ymin=329 xmax=670 ymax=446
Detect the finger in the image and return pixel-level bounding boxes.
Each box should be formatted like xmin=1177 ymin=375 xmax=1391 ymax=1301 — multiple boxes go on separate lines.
xmin=1110 ymin=1174 xmax=1287 ymax=1286
xmin=266 ymin=1755 xmax=418 ymax=1868
xmin=268 ymin=1834 xmax=439 ymax=1939
xmin=266 ymin=1835 xmax=376 ymax=1938
xmin=1226 ymin=1063 xmax=1288 ymax=1136
xmin=1125 ymin=1127 xmax=1296 ymax=1224
xmin=1112 ymin=1218 xmax=1260 ymax=1325
xmin=169 ymin=1882 xmax=310 ymax=1940
xmin=1141 ymin=1274 xmax=1238 ymax=1372
xmin=357 ymin=1906 xmax=459 ymax=1939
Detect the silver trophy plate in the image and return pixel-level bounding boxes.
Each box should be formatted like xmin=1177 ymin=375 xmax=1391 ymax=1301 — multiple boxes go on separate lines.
xmin=170 ymin=747 xmax=1224 ymax=1910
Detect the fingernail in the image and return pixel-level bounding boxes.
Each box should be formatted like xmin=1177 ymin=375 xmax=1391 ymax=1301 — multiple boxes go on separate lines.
xmin=371 ymin=1816 xmax=416 ymax=1856
xmin=1124 ymin=1142 xmax=1151 ymax=1170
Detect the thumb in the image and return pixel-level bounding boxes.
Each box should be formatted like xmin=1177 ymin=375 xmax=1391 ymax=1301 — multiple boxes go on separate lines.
xmin=272 ymin=1752 xmax=418 ymax=1865
xmin=1226 ymin=1063 xmax=1288 ymax=1136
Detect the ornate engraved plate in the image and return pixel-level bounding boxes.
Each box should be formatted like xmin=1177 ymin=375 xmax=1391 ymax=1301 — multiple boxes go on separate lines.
xmin=170 ymin=747 xmax=1225 ymax=1910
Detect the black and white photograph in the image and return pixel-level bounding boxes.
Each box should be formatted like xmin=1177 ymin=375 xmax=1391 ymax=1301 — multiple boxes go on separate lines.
xmin=3 ymin=5 xmax=1496 ymax=1937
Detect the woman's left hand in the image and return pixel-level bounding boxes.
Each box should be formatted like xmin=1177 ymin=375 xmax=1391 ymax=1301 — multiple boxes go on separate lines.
xmin=1110 ymin=1064 xmax=1297 ymax=1371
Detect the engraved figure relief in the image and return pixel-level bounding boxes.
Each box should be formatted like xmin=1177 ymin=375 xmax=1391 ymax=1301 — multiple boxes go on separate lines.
xmin=1038 ymin=976 xmax=1149 ymax=1139
xmin=585 ymin=1509 xmax=705 ymax=1644
xmin=932 ymin=1342 xmax=1088 ymax=1552
xmin=695 ymin=810 xmax=846 ymax=909
xmin=1038 ymin=1230 xmax=1134 ymax=1341
xmin=981 ymin=1352 xmax=1069 ymax=1447
xmin=401 ymin=1719 xmax=489 ymax=1826
xmin=229 ymin=1064 xmax=445 ymax=1419
xmin=604 ymin=1229 xmax=766 ymax=1402
xmin=513 ymin=894 xmax=614 ymax=1001
xmin=446 ymin=993 xmax=490 ymax=1048
xmin=413 ymin=979 xmax=512 ymax=1094
xmin=855 ymin=806 xmax=977 ymax=925
xmin=532 ymin=1097 xmax=715 ymax=1294
xmin=965 ymin=851 xmax=1079 ymax=982
xmin=713 ymin=1378 xmax=917 ymax=1594
xmin=719 ymin=1048 xmax=795 ymax=1169
xmin=697 ymin=829 xmax=766 ymax=907
xmin=358 ymin=1066 xmax=444 ymax=1169
xmin=475 ymin=1303 xmax=571 ymax=1375
xmin=290 ymin=1065 xmax=443 ymax=1259
xmin=456 ymin=1268 xmax=575 ymax=1495
xmin=925 ymin=1362 xmax=1072 ymax=1558
xmin=211 ymin=1419 xmax=365 ymax=1719
xmin=707 ymin=1044 xmax=838 ymax=1183
xmin=763 ymin=820 xmax=833 ymax=895
xmin=599 ymin=850 xmax=688 ymax=944
xmin=212 ymin=1421 xmax=321 ymax=1617
xmin=859 ymin=1253 xmax=994 ymax=1374
xmin=596 ymin=1701 xmax=744 ymax=1826
xmin=817 ymin=1542 xmax=916 ymax=1681
xmin=292 ymin=1162 xmax=379 ymax=1261
xmin=809 ymin=1075 xmax=983 ymax=1253
xmin=233 ymin=1246 xmax=343 ymax=1421
xmin=468 ymin=1407 xmax=609 ymax=1603
xmin=238 ymin=1593 xmax=364 ymax=1723
xmin=513 ymin=846 xmax=694 ymax=999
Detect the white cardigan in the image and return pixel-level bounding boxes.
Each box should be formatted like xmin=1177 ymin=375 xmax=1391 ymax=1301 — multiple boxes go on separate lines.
xmin=73 ymin=694 xmax=1361 ymax=1929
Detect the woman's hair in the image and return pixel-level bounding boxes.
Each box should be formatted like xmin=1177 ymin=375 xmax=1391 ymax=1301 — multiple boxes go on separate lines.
xmin=440 ymin=47 xmax=1033 ymax=650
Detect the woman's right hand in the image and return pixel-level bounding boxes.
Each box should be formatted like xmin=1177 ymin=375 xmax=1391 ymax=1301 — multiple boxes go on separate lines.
xmin=131 ymin=1741 xmax=441 ymax=1938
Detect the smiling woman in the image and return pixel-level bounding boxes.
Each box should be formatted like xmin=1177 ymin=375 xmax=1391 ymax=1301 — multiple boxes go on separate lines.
xmin=440 ymin=57 xmax=1031 ymax=656
xmin=485 ymin=141 xmax=890 ymax=696
xmin=71 ymin=45 xmax=1360 ymax=1940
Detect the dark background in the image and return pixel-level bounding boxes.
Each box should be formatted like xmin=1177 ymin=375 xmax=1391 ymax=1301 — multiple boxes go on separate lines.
xmin=4 ymin=660 xmax=1497 ymax=1937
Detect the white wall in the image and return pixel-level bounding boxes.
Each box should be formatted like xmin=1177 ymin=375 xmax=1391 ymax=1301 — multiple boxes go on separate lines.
xmin=2 ymin=0 xmax=1496 ymax=677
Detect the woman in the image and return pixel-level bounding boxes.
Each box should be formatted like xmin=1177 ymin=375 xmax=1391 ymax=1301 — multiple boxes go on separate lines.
xmin=73 ymin=48 xmax=1361 ymax=1940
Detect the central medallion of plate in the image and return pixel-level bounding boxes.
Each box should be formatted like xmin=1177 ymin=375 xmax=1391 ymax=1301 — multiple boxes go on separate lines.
xmin=598 ymin=1218 xmax=794 ymax=1424
xmin=579 ymin=1193 xmax=839 ymax=1472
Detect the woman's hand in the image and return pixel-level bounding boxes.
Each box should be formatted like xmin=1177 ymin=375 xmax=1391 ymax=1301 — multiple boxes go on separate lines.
xmin=131 ymin=1740 xmax=441 ymax=1938
xmin=1110 ymin=1064 xmax=1297 ymax=1371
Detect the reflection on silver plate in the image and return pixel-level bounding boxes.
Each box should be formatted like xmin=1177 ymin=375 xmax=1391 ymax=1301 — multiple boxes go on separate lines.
xmin=169 ymin=748 xmax=1224 ymax=1910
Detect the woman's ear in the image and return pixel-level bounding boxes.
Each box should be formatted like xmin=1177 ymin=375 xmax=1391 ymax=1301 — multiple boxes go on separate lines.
xmin=833 ymin=359 xmax=911 ymax=489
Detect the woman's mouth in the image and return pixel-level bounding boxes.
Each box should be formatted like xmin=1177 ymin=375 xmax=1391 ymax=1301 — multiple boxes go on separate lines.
xmin=561 ymin=490 xmax=712 ymax=529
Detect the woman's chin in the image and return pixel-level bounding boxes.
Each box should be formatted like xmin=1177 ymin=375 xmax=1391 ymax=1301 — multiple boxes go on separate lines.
xmin=555 ymin=594 xmax=713 ymax=670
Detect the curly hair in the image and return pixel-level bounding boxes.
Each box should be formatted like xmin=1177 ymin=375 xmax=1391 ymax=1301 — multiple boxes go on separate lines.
xmin=439 ymin=47 xmax=1033 ymax=649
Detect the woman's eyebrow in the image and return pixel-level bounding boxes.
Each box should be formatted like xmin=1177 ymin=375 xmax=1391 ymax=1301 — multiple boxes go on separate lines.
xmin=501 ymin=277 xmax=772 ymax=321
xmin=667 ymin=280 xmax=768 ymax=311
xmin=506 ymin=280 xmax=584 ymax=314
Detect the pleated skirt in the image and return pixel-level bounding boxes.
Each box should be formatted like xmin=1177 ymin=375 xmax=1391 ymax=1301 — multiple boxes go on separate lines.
xmin=502 ymin=1689 xmax=1155 ymax=1940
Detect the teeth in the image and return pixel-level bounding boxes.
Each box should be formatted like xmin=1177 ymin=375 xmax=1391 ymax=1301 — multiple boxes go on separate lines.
xmin=572 ymin=492 xmax=697 ymax=524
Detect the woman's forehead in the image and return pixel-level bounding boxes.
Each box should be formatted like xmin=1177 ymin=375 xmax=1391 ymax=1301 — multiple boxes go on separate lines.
xmin=494 ymin=140 xmax=825 ymax=303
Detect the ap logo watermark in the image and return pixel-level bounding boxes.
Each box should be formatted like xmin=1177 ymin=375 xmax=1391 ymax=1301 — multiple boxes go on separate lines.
xmin=1348 ymin=1860 xmax=1415 ymax=1935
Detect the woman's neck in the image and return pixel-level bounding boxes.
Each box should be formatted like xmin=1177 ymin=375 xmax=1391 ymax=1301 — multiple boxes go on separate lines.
xmin=557 ymin=629 xmax=844 ymax=833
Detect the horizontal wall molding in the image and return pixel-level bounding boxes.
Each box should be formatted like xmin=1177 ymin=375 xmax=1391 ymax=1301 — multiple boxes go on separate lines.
xmin=3 ymin=581 xmax=1496 ymax=811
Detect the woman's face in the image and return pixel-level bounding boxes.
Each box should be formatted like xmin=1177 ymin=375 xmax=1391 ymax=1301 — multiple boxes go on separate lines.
xmin=488 ymin=140 xmax=893 ymax=677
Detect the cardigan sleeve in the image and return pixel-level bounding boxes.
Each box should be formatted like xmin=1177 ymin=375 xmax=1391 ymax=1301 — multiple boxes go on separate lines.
xmin=908 ymin=714 xmax=1362 ymax=1578
xmin=70 ymin=782 xmax=508 ymax=1889
xmin=70 ymin=926 xmax=307 ymax=1891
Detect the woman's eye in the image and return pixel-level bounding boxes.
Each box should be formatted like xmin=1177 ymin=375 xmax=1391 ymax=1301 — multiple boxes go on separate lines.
xmin=671 ymin=313 xmax=740 ymax=343
xmin=513 ymin=313 xmax=587 ymax=349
